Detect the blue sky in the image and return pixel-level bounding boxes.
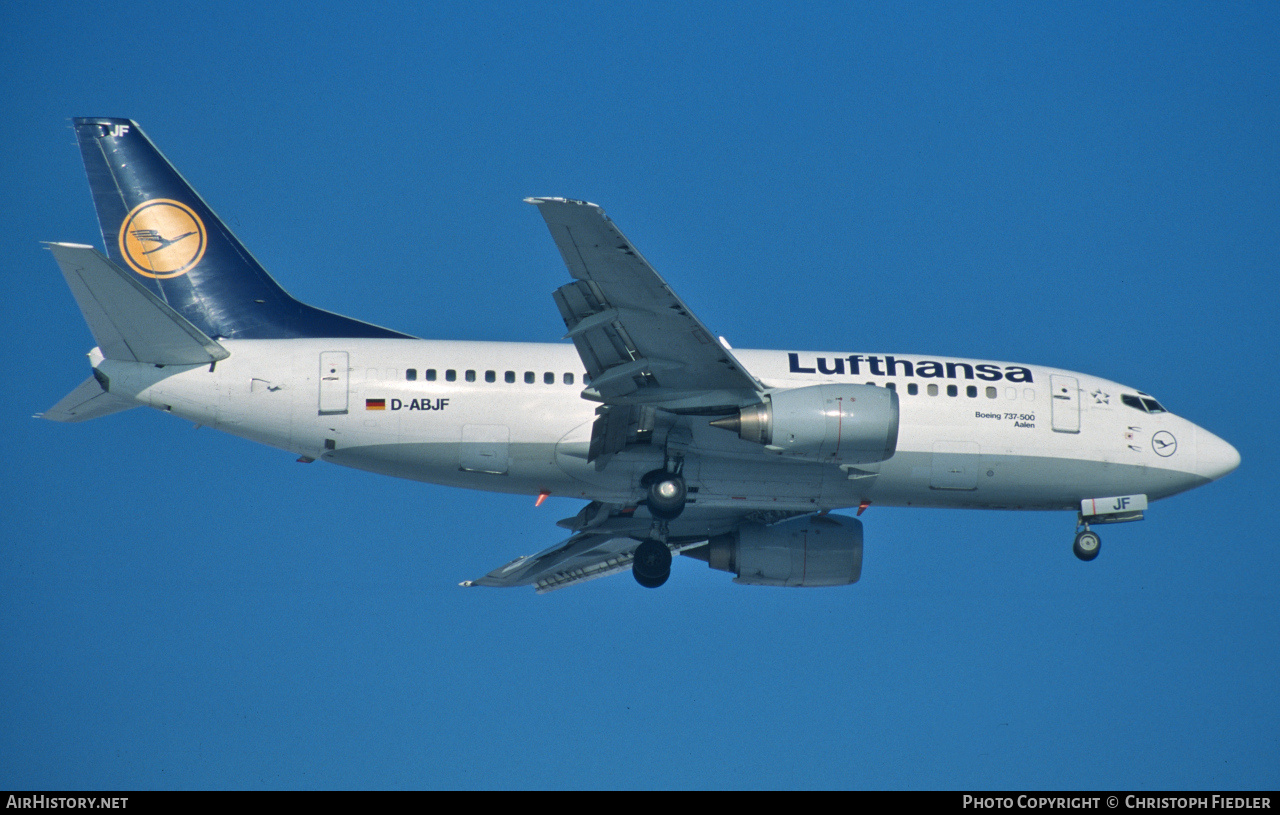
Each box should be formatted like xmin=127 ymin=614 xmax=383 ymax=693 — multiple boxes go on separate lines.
xmin=2 ymin=1 xmax=1276 ymax=790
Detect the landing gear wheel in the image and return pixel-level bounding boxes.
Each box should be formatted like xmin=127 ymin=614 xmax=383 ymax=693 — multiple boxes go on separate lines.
xmin=645 ymin=472 xmax=687 ymax=520
xmin=632 ymin=539 xmax=672 ymax=588
xmin=1073 ymin=529 xmax=1101 ymax=561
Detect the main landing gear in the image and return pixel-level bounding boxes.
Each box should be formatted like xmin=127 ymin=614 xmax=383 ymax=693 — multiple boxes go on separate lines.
xmin=1073 ymin=524 xmax=1101 ymax=561
xmin=633 ymin=463 xmax=687 ymax=588
xmin=633 ymin=538 xmax=673 ymax=588
xmin=643 ymin=467 xmax=687 ymax=521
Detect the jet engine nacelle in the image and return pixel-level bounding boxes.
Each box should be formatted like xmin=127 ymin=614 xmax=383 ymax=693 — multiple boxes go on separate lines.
xmin=712 ymin=383 xmax=898 ymax=464
xmin=703 ymin=514 xmax=863 ymax=587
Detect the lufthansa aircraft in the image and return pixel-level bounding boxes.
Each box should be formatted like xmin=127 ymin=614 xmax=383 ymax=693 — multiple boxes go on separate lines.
xmin=44 ymin=118 xmax=1240 ymax=592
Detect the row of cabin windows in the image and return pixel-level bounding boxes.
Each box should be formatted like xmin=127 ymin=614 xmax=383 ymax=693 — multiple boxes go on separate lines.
xmin=405 ymin=368 xmax=580 ymax=386
xmin=889 ymin=381 xmax=1032 ymax=400
xmin=401 ymin=368 xmax=1033 ymax=399
xmin=399 ymin=365 xmax=1039 ymax=399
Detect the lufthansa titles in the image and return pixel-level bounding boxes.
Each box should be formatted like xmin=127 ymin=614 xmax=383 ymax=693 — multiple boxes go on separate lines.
xmin=789 ymin=352 xmax=1034 ymax=383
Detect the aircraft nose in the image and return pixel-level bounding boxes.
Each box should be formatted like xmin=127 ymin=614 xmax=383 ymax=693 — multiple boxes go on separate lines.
xmin=1197 ymin=428 xmax=1240 ymax=482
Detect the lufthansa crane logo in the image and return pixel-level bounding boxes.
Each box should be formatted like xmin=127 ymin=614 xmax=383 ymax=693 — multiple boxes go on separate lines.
xmin=1152 ymin=431 xmax=1177 ymax=458
xmin=118 ymin=199 xmax=207 ymax=278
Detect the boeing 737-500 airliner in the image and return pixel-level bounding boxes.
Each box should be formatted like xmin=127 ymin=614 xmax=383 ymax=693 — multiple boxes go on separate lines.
xmin=43 ymin=118 xmax=1240 ymax=592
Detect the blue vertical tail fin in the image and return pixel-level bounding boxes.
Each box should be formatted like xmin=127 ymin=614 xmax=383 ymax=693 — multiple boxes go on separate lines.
xmin=73 ymin=118 xmax=411 ymax=340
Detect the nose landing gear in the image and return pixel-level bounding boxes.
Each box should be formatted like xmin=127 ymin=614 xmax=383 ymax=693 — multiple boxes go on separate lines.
xmin=1072 ymin=495 xmax=1148 ymax=561
xmin=1073 ymin=525 xmax=1101 ymax=561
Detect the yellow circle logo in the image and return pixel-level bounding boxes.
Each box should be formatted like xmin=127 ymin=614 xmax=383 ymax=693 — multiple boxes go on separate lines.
xmin=118 ymin=199 xmax=207 ymax=278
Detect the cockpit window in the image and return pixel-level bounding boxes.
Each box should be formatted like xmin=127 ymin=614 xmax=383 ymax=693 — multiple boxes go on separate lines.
xmin=1122 ymin=393 xmax=1167 ymax=414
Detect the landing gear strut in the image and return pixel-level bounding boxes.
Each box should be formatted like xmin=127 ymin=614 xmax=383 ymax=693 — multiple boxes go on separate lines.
xmin=634 ymin=460 xmax=686 ymax=587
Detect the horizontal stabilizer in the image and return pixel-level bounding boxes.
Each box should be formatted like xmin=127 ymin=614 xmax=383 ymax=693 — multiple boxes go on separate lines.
xmin=39 ymin=375 xmax=136 ymax=423
xmin=47 ymin=243 xmax=230 ymax=365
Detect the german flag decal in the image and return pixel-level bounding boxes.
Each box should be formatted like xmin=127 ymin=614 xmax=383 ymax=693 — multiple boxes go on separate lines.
xmin=365 ymin=398 xmax=386 ymax=410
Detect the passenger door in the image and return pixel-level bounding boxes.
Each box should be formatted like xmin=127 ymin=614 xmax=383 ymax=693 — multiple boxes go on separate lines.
xmin=1050 ymin=374 xmax=1080 ymax=433
xmin=318 ymin=351 xmax=349 ymax=415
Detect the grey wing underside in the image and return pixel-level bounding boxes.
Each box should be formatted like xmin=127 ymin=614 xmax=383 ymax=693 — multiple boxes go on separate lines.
xmin=465 ymin=533 xmax=647 ymax=593
xmin=464 ymin=501 xmax=807 ymax=592
xmin=463 ymin=527 xmax=711 ymax=593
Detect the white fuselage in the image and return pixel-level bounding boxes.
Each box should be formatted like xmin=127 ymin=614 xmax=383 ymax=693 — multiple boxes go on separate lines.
xmin=91 ymin=339 xmax=1236 ymax=531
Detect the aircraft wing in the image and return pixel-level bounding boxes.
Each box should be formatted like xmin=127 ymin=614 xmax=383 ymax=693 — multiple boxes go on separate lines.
xmin=527 ymin=198 xmax=764 ymax=414
xmin=489 ymin=199 xmax=775 ymax=591
xmin=463 ymin=532 xmax=638 ymax=592
xmin=463 ymin=528 xmax=708 ymax=593
xmin=463 ymin=500 xmax=801 ymax=592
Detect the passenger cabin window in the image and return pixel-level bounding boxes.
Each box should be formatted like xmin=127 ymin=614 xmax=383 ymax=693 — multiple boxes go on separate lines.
xmin=485 ymin=370 xmax=496 ymax=383
xmin=465 ymin=370 xmax=476 ymax=382
xmin=406 ymin=369 xmax=417 ymax=381
xmin=445 ymin=369 xmax=456 ymax=382
xmin=426 ymin=369 xmax=437 ymax=381
xmin=525 ymin=371 xmax=535 ymax=384
xmin=907 ymin=383 xmax=918 ymax=396
xmin=544 ymin=372 xmax=554 ymax=385
xmin=564 ymin=373 xmax=575 ymax=385
xmin=505 ymin=371 xmax=516 ymax=383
